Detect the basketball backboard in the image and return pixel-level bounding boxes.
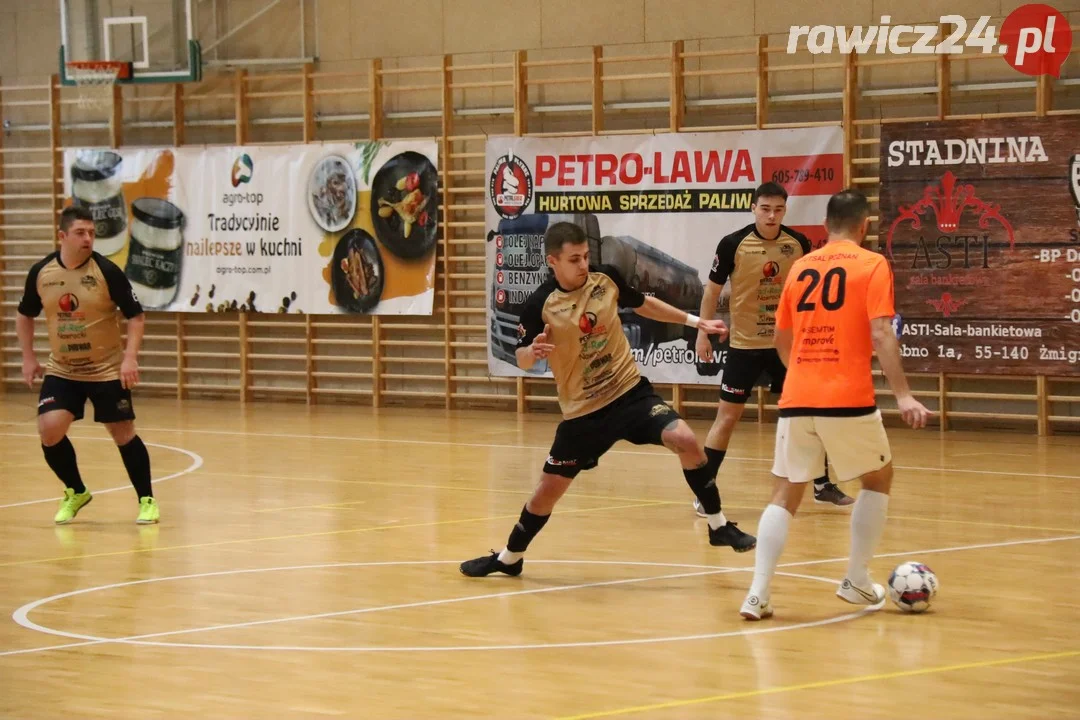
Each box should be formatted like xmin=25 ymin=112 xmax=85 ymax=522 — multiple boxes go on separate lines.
xmin=59 ymin=0 xmax=202 ymax=85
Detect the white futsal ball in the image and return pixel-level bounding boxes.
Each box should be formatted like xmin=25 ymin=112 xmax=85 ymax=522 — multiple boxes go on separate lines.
xmin=887 ymin=561 xmax=938 ymax=613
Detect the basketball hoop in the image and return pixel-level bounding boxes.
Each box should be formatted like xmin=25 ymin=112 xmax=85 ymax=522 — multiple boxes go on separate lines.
xmin=65 ymin=61 xmax=132 ymax=111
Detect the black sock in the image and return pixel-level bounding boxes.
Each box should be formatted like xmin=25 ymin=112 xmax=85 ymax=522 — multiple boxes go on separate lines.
xmin=815 ymin=455 xmax=830 ymax=488
xmin=683 ymin=462 xmax=721 ymax=515
xmin=42 ymin=436 xmax=86 ymax=494
xmin=118 ymin=435 xmax=153 ymax=499
xmin=704 ymin=447 xmax=727 ymax=479
xmin=505 ymin=505 xmax=550 ymax=554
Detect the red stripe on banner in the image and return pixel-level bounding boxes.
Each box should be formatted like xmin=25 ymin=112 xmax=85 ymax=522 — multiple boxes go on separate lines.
xmin=789 ymin=224 xmax=828 ymax=250
xmin=761 ymin=154 xmax=844 ymax=197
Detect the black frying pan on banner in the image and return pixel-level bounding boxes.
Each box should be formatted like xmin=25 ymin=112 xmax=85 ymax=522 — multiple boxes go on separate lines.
xmin=332 ymin=228 xmax=385 ymax=313
xmin=370 ymin=151 xmax=439 ymax=260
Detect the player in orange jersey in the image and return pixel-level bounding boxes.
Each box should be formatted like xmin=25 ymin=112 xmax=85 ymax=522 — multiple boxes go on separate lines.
xmin=739 ymin=189 xmax=931 ymax=620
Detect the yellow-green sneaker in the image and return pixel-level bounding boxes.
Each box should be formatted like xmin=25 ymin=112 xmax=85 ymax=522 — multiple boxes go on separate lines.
xmin=136 ymin=496 xmax=159 ymax=525
xmin=54 ymin=488 xmax=92 ymax=525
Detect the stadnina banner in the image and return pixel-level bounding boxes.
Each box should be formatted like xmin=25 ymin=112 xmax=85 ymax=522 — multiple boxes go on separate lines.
xmin=63 ymin=141 xmax=439 ymax=315
xmin=880 ymin=115 xmax=1080 ymax=375
xmin=485 ymin=128 xmax=844 ymax=385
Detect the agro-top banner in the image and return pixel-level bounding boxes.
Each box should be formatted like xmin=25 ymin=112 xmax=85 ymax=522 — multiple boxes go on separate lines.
xmin=62 ymin=141 xmax=439 ymax=314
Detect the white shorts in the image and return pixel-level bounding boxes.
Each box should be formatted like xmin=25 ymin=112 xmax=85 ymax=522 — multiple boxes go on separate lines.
xmin=771 ymin=410 xmax=892 ymax=484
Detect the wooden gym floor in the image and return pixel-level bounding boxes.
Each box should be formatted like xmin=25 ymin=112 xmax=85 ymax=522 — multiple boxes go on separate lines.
xmin=0 ymin=395 xmax=1077 ymax=719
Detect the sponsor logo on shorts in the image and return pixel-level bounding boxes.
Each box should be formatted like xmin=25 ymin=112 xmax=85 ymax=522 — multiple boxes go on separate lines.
xmin=545 ymin=456 xmax=577 ymax=467
xmin=117 ymin=399 xmax=131 ymax=412
xmin=38 ymin=396 xmax=56 ymax=408
xmin=721 ymin=383 xmax=747 ymax=396
xmin=649 ymin=403 xmax=673 ymax=417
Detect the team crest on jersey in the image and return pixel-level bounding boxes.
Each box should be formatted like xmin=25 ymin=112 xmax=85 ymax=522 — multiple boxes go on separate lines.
xmin=579 ymin=312 xmax=598 ymax=334
xmin=589 ymin=285 xmax=606 ymax=300
xmin=80 ymin=275 xmax=98 ymax=289
xmin=779 ymin=244 xmax=794 ymax=257
xmin=58 ymin=293 xmax=80 ymax=313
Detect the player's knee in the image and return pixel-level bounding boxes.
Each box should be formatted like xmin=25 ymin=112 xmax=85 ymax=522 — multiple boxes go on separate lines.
xmin=106 ymin=421 xmax=136 ymax=446
xmin=38 ymin=416 xmax=68 ymax=446
xmin=664 ymin=422 xmax=699 ymax=455
xmin=860 ymin=462 xmax=893 ymax=494
xmin=38 ymin=423 xmax=65 ymax=447
xmin=714 ymin=401 xmax=744 ymax=429
xmin=532 ymin=472 xmax=573 ymax=513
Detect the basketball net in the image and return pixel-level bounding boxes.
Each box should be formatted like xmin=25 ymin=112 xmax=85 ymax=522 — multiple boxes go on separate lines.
xmin=67 ymin=63 xmax=124 ymax=111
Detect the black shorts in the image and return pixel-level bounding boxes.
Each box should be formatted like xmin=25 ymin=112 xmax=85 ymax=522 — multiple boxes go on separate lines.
xmin=719 ymin=348 xmax=787 ymax=405
xmin=544 ymin=378 xmax=682 ymax=479
xmin=37 ymin=374 xmax=136 ymax=424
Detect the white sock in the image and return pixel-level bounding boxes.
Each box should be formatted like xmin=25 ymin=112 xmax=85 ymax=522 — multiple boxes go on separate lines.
xmin=706 ymin=511 xmax=728 ymax=530
xmin=748 ymin=504 xmax=793 ymax=599
xmin=497 ymin=548 xmax=523 ymax=564
xmin=846 ymin=489 xmax=889 ymax=588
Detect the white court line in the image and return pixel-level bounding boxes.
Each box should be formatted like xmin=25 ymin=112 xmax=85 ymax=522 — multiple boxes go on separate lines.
xmin=4 ymin=534 xmax=1076 ymax=657
xmin=4 ymin=561 xmax=865 ymax=656
xmin=11 ymin=422 xmax=1074 ymax=481
xmin=2 ymin=419 xmax=1074 ymax=480
xmin=0 ymin=434 xmax=203 ymax=509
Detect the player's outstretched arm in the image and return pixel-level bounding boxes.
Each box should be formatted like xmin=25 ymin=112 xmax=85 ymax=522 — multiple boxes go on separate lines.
xmin=515 ymin=324 xmax=553 ymax=371
xmin=870 ymin=316 xmax=932 ymax=429
xmin=634 ymin=295 xmax=729 ymax=340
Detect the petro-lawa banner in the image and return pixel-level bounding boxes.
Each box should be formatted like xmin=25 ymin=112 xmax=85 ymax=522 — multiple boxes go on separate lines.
xmin=485 ymin=128 xmax=844 ymax=385
xmin=62 ymin=141 xmax=438 ymax=315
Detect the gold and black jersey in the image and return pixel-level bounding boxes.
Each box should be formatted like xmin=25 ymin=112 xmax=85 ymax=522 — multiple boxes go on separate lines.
xmin=18 ymin=251 xmax=144 ymax=382
xmin=708 ymin=223 xmax=811 ymax=350
xmin=516 ymin=265 xmax=646 ymax=420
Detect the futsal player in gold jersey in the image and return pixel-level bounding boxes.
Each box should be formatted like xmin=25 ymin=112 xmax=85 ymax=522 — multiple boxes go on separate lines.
xmin=692 ymin=182 xmax=853 ymax=518
xmin=461 ymin=222 xmax=756 ymax=577
xmin=16 ymin=205 xmax=159 ymax=525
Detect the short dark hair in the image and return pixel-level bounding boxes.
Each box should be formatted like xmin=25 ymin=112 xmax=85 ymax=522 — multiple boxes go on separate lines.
xmin=59 ymin=205 xmax=94 ymax=232
xmin=752 ymin=182 xmax=788 ymax=205
xmin=825 ymin=189 xmax=870 ymax=236
xmin=544 ymin=221 xmax=587 ymax=256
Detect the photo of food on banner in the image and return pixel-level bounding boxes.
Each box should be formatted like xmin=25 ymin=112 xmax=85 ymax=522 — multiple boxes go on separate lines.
xmin=316 ymin=146 xmax=439 ymax=314
xmin=487 ymin=212 xmax=731 ymax=377
xmin=68 ymin=149 xmax=185 ymax=311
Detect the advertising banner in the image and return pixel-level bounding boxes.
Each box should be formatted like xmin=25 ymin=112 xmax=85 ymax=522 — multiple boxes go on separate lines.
xmin=880 ymin=116 xmax=1080 ymax=375
xmin=485 ymin=128 xmax=844 ymax=384
xmin=63 ymin=141 xmax=439 ymax=314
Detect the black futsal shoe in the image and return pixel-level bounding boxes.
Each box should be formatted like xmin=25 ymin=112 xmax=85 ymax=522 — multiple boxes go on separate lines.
xmin=459 ymin=551 xmax=524 ymax=577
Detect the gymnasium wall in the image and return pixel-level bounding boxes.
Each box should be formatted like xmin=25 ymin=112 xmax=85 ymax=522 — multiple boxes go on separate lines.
xmin=1 ymin=1 xmax=1079 ymax=434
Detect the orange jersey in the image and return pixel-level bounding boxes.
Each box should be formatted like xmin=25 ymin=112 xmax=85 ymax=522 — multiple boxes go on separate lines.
xmin=774 ymin=240 xmax=895 ymax=415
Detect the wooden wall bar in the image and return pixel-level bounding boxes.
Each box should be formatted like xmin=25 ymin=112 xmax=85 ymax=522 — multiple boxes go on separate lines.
xmin=1 ymin=25 xmax=1078 ymax=434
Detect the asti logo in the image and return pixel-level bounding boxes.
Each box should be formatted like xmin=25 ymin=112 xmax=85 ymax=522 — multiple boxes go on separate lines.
xmin=231 ymin=153 xmax=254 ymax=187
